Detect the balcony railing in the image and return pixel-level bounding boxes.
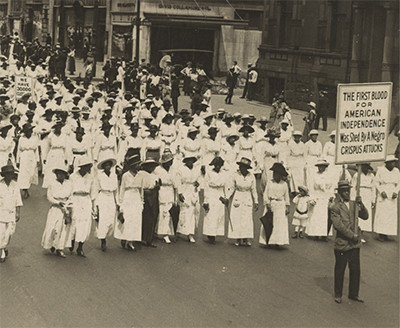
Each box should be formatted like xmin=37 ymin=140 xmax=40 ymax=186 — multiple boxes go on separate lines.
xmin=55 ymin=0 xmax=106 ymax=7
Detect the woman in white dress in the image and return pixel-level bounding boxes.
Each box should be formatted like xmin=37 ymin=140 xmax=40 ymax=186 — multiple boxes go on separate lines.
xmin=114 ymin=155 xmax=143 ymax=251
xmin=287 ymin=130 xmax=306 ymax=193
xmin=41 ymin=166 xmax=72 ymax=258
xmin=259 ymin=162 xmax=290 ymax=247
xmin=237 ymin=125 xmax=256 ymax=169
xmin=177 ymin=156 xmax=202 ymax=243
xmin=373 ymin=155 xmax=400 ymax=241
xmin=203 ymin=156 xmax=228 ymax=245
xmin=93 ymin=122 xmax=117 ymax=165
xmin=307 ymin=159 xmax=334 ymax=241
xmin=68 ymin=156 xmax=96 ymax=257
xmin=201 ymin=127 xmax=221 ymax=171
xmin=16 ymin=123 xmax=39 ymax=198
xmin=350 ymin=163 xmax=375 ymax=242
xmin=0 ymin=124 xmax=14 ymax=167
xmin=155 ymin=150 xmax=176 ymax=244
xmin=95 ymin=158 xmax=119 ymax=252
xmin=0 ymin=164 xmax=23 ymax=263
xmin=42 ymin=121 xmax=70 ymax=188
xmin=226 ymin=157 xmax=258 ymax=246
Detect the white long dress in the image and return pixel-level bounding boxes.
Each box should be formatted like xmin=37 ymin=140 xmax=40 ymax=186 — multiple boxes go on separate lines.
xmin=0 ymin=179 xmax=23 ymax=249
xmin=259 ymin=179 xmax=290 ymax=245
xmin=114 ymin=170 xmax=143 ymax=241
xmin=0 ymin=135 xmax=14 ymax=167
xmin=95 ymin=170 xmax=118 ymax=239
xmin=203 ymin=169 xmax=227 ymax=237
xmin=287 ymin=139 xmax=306 ymax=190
xmin=155 ymin=166 xmax=175 ymax=236
xmin=307 ymin=170 xmax=334 ymax=236
xmin=67 ymin=171 xmax=96 ymax=245
xmin=43 ymin=132 xmax=69 ymax=188
xmin=226 ymin=170 xmax=258 ymax=239
xmin=350 ymin=172 xmax=375 ymax=232
xmin=16 ymin=135 xmax=39 ymax=189
xmin=41 ymin=179 xmax=72 ymax=250
xmin=373 ymin=166 xmax=400 ymax=235
xmin=176 ymin=165 xmax=201 ymax=235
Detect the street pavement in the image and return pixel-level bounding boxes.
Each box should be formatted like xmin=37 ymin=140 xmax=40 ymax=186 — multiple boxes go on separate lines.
xmin=0 ymin=91 xmax=399 ymax=328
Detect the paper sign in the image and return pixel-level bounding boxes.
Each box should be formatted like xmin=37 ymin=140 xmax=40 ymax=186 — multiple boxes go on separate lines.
xmin=335 ymin=82 xmax=392 ymax=164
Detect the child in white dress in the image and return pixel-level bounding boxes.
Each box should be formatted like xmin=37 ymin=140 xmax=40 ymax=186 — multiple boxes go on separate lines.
xmin=291 ymin=185 xmax=314 ymax=239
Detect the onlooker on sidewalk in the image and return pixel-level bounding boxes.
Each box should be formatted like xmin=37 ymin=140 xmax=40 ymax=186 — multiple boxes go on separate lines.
xmin=315 ymin=90 xmax=329 ymax=131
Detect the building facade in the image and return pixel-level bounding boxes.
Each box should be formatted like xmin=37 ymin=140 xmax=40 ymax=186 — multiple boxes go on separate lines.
xmin=105 ymin=0 xmax=263 ymax=75
xmin=256 ymin=0 xmax=399 ymax=120
xmin=0 ymin=0 xmax=52 ymax=44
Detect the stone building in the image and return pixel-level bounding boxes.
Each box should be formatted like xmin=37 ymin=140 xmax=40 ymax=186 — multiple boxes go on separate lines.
xmin=256 ymin=0 xmax=399 ymax=121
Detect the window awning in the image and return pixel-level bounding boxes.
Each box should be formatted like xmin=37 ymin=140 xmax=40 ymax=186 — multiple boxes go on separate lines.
xmin=144 ymin=13 xmax=249 ymax=28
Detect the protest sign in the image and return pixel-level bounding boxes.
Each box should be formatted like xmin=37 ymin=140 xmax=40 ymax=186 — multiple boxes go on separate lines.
xmin=335 ymin=82 xmax=392 ymax=164
xmin=15 ymin=76 xmax=33 ymax=98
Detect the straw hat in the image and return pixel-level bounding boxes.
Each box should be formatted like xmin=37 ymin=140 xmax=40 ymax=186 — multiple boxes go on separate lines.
xmin=160 ymin=150 xmax=174 ymax=164
xmin=336 ymin=180 xmax=352 ymax=190
xmin=97 ymin=158 xmax=117 ymax=170
xmin=236 ymin=157 xmax=252 ymax=169
xmin=76 ymin=155 xmax=92 ymax=167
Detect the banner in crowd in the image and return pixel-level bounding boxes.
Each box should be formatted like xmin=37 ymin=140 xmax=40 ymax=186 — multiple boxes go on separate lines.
xmin=15 ymin=76 xmax=33 ymax=98
xmin=335 ymin=82 xmax=392 ymax=164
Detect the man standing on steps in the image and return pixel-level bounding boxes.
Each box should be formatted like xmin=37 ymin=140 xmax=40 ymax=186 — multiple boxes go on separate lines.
xmin=247 ymin=67 xmax=258 ymax=101
xmin=329 ymin=180 xmax=368 ymax=304
xmin=240 ymin=63 xmax=253 ymax=99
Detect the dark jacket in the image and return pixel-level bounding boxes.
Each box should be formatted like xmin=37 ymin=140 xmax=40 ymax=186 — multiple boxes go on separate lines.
xmin=330 ymin=199 xmax=368 ymax=251
xmin=226 ymin=71 xmax=236 ymax=89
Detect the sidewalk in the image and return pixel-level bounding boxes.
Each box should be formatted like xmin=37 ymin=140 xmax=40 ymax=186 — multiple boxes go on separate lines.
xmin=66 ymin=59 xmax=104 ymax=82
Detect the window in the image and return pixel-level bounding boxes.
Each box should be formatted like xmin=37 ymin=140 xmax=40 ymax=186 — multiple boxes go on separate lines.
xmin=234 ymin=10 xmax=263 ymax=30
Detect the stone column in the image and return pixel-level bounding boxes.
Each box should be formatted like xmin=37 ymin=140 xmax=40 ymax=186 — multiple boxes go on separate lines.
xmin=349 ymin=2 xmax=364 ymax=82
xmin=381 ymin=2 xmax=396 ymax=82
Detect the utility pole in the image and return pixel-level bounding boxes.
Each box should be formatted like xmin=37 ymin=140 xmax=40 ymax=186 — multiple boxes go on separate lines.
xmin=135 ymin=0 xmax=141 ymax=62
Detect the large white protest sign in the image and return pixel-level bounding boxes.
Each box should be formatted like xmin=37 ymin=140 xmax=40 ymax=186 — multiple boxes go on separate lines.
xmin=335 ymin=82 xmax=392 ymax=164
xmin=15 ymin=76 xmax=33 ymax=98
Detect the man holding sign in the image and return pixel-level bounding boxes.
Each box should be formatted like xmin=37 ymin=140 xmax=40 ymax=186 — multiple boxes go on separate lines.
xmin=330 ymin=180 xmax=368 ymax=304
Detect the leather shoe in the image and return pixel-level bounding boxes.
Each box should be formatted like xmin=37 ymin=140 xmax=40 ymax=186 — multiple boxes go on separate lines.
xmin=0 ymin=257 xmax=5 ymax=263
xmin=5 ymin=249 xmax=8 ymax=257
xmin=50 ymin=247 xmax=55 ymax=253
xmin=77 ymin=250 xmax=86 ymax=258
xmin=56 ymin=250 xmax=66 ymax=258
xmin=127 ymin=244 xmax=136 ymax=251
xmin=334 ymin=297 xmax=342 ymax=304
xmin=349 ymin=296 xmax=364 ymax=303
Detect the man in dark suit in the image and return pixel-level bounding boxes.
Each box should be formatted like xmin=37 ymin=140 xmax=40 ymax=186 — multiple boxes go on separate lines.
xmin=330 ymin=180 xmax=368 ymax=304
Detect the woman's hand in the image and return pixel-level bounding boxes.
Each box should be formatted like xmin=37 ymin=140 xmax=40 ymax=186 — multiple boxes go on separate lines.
xmin=203 ymin=203 xmax=210 ymax=212
xmin=254 ymin=204 xmax=259 ymax=212
xmin=179 ymin=193 xmax=185 ymax=203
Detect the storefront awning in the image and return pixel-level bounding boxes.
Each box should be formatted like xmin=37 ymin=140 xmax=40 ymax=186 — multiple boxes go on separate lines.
xmin=144 ymin=13 xmax=249 ymax=28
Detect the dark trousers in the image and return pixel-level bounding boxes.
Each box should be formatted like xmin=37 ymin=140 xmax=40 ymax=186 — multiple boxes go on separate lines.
xmin=334 ymin=248 xmax=360 ymax=298
xmin=225 ymin=87 xmax=234 ymax=103
xmin=142 ymin=188 xmax=159 ymax=243
xmin=247 ymin=83 xmax=255 ymax=101
xmin=315 ymin=113 xmax=327 ymax=131
xmin=241 ymin=81 xmax=249 ymax=98
xmin=172 ymin=97 xmax=178 ymax=113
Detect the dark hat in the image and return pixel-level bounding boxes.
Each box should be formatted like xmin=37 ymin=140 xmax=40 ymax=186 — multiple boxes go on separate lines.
xmin=25 ymin=110 xmax=35 ymax=117
xmin=141 ymin=159 xmax=159 ymax=166
xmin=146 ymin=124 xmax=160 ymax=132
xmin=10 ymin=114 xmax=20 ymax=121
xmin=22 ymin=123 xmax=35 ymax=133
xmin=52 ymin=166 xmax=69 ymax=176
xmin=336 ymin=180 xmax=352 ymax=190
xmin=1 ymin=164 xmax=15 ymax=176
xmin=42 ymin=108 xmax=53 ymax=116
xmin=208 ymin=126 xmax=219 ymax=134
xmin=52 ymin=120 xmax=64 ymax=129
xmin=236 ymin=157 xmax=252 ymax=169
xmin=160 ymin=150 xmax=174 ymax=164
xmin=127 ymin=154 xmax=141 ymax=167
xmin=0 ymin=124 xmax=12 ymax=132
xmin=265 ymin=127 xmax=280 ymax=138
xmin=101 ymin=122 xmax=113 ymax=131
xmin=223 ymin=113 xmax=235 ymax=122
xmin=162 ymin=113 xmax=174 ymax=123
xmin=92 ymin=91 xmax=103 ymax=99
xmin=226 ymin=134 xmax=239 ymax=142
xmin=209 ymin=156 xmax=224 ymax=167
xmin=269 ymin=162 xmax=288 ymax=177
xmin=130 ymin=122 xmax=140 ymax=130
xmin=358 ymin=162 xmax=373 ymax=171
xmin=179 ymin=109 xmax=190 ymax=115
xmin=238 ymin=125 xmax=255 ymax=134
xmin=74 ymin=126 xmax=85 ymax=134
xmin=183 ymin=156 xmax=198 ymax=164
